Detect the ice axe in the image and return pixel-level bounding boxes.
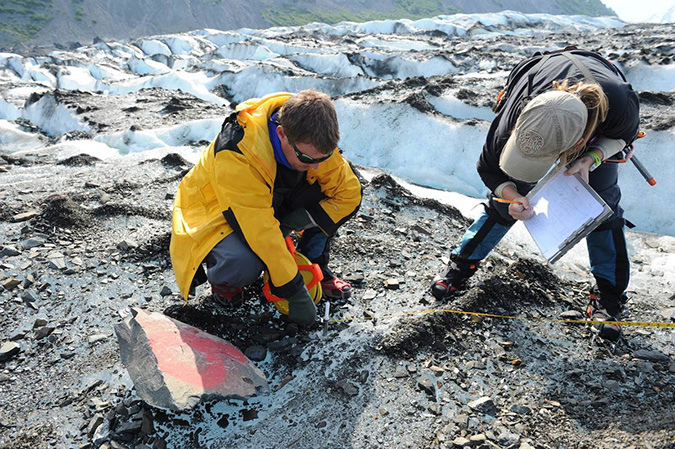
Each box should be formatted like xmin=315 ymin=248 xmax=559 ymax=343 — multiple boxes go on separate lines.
xmin=626 ymin=131 xmax=656 ymax=186
xmin=606 ymin=131 xmax=656 ymax=186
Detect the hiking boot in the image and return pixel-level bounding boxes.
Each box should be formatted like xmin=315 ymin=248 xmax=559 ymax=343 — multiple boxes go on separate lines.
xmin=430 ymin=258 xmax=478 ymax=300
xmin=321 ymin=276 xmax=352 ymax=300
xmin=586 ymin=300 xmax=622 ymax=342
xmin=211 ymin=283 xmax=244 ymax=308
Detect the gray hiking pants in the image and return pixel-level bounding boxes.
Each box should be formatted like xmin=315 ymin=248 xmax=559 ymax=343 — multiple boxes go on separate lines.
xmin=204 ymin=233 xmax=265 ymax=287
xmin=204 ymin=224 xmax=331 ymax=288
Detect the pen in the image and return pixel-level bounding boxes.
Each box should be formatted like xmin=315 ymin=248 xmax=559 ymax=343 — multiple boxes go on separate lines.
xmin=494 ymin=198 xmax=523 ymax=205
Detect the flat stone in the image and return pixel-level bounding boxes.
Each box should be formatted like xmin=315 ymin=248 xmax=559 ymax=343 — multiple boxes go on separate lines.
xmin=23 ymin=274 xmax=36 ymax=288
xmin=244 ymin=345 xmax=267 ymax=362
xmin=469 ymin=434 xmax=487 ymax=445
xmin=604 ymin=380 xmax=621 ymax=391
xmin=268 ymin=337 xmax=294 ymax=352
xmin=92 ymin=419 xmax=110 ymax=446
xmin=21 ymin=291 xmax=39 ymax=307
xmin=344 ymin=273 xmax=364 ymax=284
xmin=394 ymin=366 xmax=408 ymax=378
xmin=242 ymin=409 xmax=258 ymax=421
xmin=0 ymin=246 xmax=21 ymax=258
xmin=33 ymin=318 xmax=48 ymax=328
xmin=35 ymin=326 xmax=55 ymax=340
xmin=633 ymin=349 xmax=670 ymax=362
xmin=114 ymin=419 xmax=142 ymax=435
xmin=496 ymin=428 xmax=520 ymax=446
xmin=412 ymin=224 xmax=431 ymax=235
xmin=429 ymin=365 xmax=445 ymax=374
xmin=115 ymin=308 xmax=268 ymax=410
xmin=250 ymin=326 xmax=284 ymax=344
xmin=417 ymin=375 xmax=436 ymax=394
xmin=660 ymin=307 xmax=675 ymax=320
xmin=465 ymin=360 xmax=485 ymax=370
xmin=509 ymin=404 xmax=532 ymax=414
xmin=9 ymin=330 xmax=25 ymax=341
xmin=454 ymin=413 xmax=468 ymax=429
xmin=335 ymin=380 xmax=359 ymax=397
xmin=159 ymin=286 xmax=172 ymax=297
xmin=89 ymin=397 xmax=111 ymax=410
xmin=0 ymin=342 xmax=21 ymax=362
xmin=48 ymin=258 xmax=66 ymax=270
xmin=20 ymin=238 xmax=45 ymax=249
xmin=560 ymin=310 xmax=583 ymax=319
xmin=88 ymin=416 xmax=105 ymax=439
xmin=384 ymin=279 xmax=400 ymax=290
xmin=428 ymin=402 xmax=441 ymax=415
xmin=452 ymin=436 xmax=471 ymax=447
xmin=117 ymin=240 xmax=138 ymax=251
xmin=88 ymin=334 xmax=109 ymax=344
xmin=468 ymin=396 xmax=497 ymax=415
xmin=2 ymin=278 xmax=21 ymax=291
xmin=362 ymin=290 xmax=377 ymax=300
xmin=12 ymin=211 xmax=39 ymax=222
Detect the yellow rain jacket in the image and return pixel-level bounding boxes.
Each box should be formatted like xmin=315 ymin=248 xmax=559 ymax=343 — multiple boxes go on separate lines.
xmin=170 ymin=92 xmax=362 ymax=299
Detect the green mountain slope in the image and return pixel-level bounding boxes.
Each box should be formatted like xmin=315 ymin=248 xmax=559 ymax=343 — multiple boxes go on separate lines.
xmin=0 ymin=0 xmax=616 ymax=51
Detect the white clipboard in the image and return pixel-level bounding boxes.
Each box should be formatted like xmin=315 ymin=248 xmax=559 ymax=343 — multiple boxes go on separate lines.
xmin=523 ymin=167 xmax=613 ymax=264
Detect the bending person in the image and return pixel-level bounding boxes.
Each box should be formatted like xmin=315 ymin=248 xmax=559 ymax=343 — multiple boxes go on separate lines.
xmin=430 ymin=49 xmax=640 ymax=341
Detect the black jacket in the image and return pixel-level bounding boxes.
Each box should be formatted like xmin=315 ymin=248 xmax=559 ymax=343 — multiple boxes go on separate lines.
xmin=477 ymin=50 xmax=640 ymax=193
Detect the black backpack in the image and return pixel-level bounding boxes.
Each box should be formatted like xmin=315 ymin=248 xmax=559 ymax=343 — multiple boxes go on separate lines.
xmin=491 ymin=46 xmax=628 ymax=113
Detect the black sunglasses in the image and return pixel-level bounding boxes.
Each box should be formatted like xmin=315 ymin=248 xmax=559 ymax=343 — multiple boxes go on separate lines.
xmin=291 ymin=141 xmax=333 ymax=164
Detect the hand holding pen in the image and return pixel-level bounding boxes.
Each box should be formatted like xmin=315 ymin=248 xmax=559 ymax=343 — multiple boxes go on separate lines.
xmin=495 ymin=196 xmax=533 ymax=221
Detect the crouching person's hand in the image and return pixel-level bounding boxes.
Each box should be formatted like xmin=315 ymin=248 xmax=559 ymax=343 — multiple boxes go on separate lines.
xmin=286 ymin=286 xmax=317 ymax=326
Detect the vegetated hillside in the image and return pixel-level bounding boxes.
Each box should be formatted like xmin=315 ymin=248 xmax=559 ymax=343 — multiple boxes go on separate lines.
xmin=0 ymin=0 xmax=615 ymax=51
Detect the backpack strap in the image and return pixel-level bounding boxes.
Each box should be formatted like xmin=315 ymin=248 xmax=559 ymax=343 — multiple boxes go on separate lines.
xmin=492 ymin=46 xmax=614 ymax=114
xmin=523 ymin=54 xmax=552 ymax=106
xmin=560 ymin=51 xmax=597 ymax=84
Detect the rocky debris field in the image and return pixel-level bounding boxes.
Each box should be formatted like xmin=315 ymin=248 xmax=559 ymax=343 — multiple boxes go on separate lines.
xmin=0 ymin=145 xmax=674 ymax=449
xmin=1 ymin=17 xmax=675 ymax=449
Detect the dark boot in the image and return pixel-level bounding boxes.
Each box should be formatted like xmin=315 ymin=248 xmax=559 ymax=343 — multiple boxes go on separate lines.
xmin=211 ymin=283 xmax=244 ymax=308
xmin=586 ymin=287 xmax=626 ymax=342
xmin=430 ymin=256 xmax=478 ymax=300
xmin=321 ymin=276 xmax=352 ymax=300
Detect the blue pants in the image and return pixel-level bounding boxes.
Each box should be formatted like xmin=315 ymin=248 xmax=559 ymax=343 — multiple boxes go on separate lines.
xmin=453 ymin=162 xmax=629 ymax=315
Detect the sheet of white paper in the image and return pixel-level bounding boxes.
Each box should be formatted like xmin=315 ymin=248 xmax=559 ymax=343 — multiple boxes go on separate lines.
xmin=524 ymin=170 xmax=606 ymax=260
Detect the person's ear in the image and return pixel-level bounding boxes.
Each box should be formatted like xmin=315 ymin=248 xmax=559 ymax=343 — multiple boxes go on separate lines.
xmin=276 ymin=125 xmax=286 ymax=141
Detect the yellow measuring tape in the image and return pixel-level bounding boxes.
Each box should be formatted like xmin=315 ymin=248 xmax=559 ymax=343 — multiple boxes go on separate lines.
xmin=331 ymin=307 xmax=675 ymax=328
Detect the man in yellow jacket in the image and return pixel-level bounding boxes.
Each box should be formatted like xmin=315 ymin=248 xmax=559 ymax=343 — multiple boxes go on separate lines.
xmin=170 ymin=90 xmax=362 ymax=325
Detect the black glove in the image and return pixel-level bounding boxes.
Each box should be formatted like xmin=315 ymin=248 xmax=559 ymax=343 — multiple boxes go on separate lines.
xmin=286 ymin=285 xmax=317 ymax=326
xmin=280 ymin=208 xmax=314 ymax=236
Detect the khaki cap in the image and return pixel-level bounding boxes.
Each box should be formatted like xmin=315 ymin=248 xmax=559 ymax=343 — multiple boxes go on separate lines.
xmin=499 ymin=90 xmax=588 ymax=183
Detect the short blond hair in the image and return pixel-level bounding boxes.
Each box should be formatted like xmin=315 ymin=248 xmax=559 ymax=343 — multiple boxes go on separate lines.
xmin=554 ymin=80 xmax=609 ymax=164
xmin=277 ymin=90 xmax=340 ymax=154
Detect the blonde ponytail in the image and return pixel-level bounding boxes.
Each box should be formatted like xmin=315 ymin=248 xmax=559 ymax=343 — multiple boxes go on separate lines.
xmin=553 ymin=80 xmax=609 ymax=165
